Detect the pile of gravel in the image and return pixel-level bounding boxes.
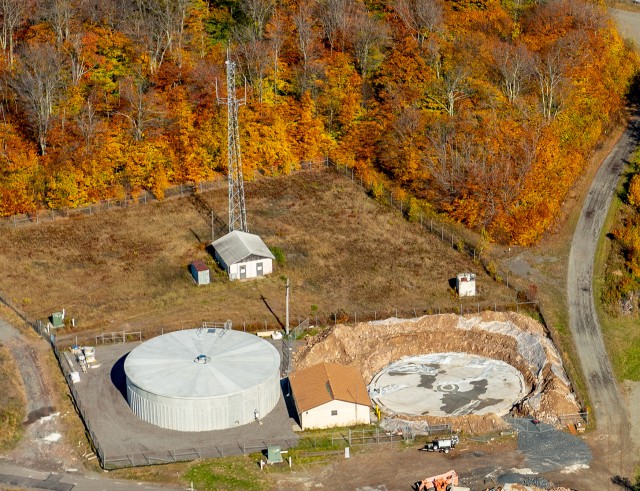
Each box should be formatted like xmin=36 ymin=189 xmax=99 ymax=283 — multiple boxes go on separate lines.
xmin=505 ymin=418 xmax=592 ymax=473
xmin=497 ymin=473 xmax=551 ymax=488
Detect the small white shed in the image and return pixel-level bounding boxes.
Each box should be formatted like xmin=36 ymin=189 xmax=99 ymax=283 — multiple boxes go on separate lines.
xmin=212 ymin=230 xmax=275 ymax=280
xmin=456 ymin=273 xmax=476 ymax=297
xmin=289 ymin=363 xmax=371 ymax=430
xmin=189 ymin=261 xmax=210 ymax=285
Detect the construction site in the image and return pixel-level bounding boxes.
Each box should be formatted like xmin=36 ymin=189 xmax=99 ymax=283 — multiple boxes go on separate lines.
xmin=295 ymin=311 xmax=581 ymax=430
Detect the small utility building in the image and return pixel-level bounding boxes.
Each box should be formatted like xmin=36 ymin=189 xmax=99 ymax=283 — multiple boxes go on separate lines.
xmin=212 ymin=230 xmax=275 ymax=280
xmin=289 ymin=363 xmax=371 ymax=430
xmin=189 ymin=261 xmax=210 ymax=285
xmin=456 ymin=272 xmax=476 ymax=297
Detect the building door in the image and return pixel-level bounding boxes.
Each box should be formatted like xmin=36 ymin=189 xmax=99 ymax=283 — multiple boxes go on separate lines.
xmin=239 ymin=265 xmax=247 ymax=279
xmin=256 ymin=262 xmax=263 ymax=276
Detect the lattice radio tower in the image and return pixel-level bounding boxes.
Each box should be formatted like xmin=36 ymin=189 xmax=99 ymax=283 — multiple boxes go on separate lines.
xmin=217 ymin=52 xmax=248 ymax=233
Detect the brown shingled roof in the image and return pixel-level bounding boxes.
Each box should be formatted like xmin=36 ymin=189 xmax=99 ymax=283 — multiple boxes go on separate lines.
xmin=289 ymin=363 xmax=371 ymax=412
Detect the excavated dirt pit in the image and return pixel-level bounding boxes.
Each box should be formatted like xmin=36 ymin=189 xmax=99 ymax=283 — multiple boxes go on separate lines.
xmin=293 ymin=311 xmax=580 ymax=433
xmin=369 ymin=353 xmax=527 ymax=417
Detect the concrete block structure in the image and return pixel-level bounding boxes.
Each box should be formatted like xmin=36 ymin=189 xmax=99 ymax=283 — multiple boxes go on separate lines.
xmin=212 ymin=230 xmax=275 ymax=280
xmin=289 ymin=363 xmax=371 ymax=430
xmin=456 ymin=273 xmax=476 ymax=297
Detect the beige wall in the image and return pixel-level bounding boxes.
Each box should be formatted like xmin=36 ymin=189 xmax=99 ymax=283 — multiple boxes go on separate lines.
xmin=229 ymin=258 xmax=273 ymax=280
xmin=299 ymin=400 xmax=370 ymax=430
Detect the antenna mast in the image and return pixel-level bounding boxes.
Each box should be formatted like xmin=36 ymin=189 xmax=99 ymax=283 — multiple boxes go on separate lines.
xmin=218 ymin=51 xmax=248 ymax=233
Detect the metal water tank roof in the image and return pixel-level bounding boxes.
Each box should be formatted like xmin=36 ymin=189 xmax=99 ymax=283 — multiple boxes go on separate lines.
xmin=125 ymin=328 xmax=280 ymax=399
xmin=124 ymin=328 xmax=281 ymax=431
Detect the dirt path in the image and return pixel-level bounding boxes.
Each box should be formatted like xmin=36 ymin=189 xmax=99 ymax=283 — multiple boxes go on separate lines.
xmin=0 ymin=316 xmax=75 ymax=471
xmin=0 ymin=318 xmax=54 ymax=423
xmin=567 ymin=108 xmax=639 ymax=478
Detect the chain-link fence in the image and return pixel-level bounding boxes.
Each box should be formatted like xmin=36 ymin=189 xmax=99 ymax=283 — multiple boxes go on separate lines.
xmin=0 ymin=180 xmax=229 ymax=230
xmin=324 ymin=158 xmax=538 ymax=305
xmin=50 ymin=300 xmax=543 ymax=351
xmin=0 ymin=162 xmax=322 ymax=230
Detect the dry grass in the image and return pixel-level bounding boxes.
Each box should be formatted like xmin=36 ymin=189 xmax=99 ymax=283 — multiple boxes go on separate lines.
xmin=0 ymin=345 xmax=26 ymax=450
xmin=0 ymin=168 xmax=514 ymax=338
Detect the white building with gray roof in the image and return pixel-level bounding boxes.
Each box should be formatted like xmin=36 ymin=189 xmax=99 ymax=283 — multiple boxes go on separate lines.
xmin=212 ymin=230 xmax=275 ymax=280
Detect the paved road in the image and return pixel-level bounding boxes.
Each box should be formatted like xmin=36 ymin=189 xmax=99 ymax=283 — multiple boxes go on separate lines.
xmin=567 ymin=108 xmax=639 ymax=478
xmin=0 ymin=461 xmax=184 ymax=491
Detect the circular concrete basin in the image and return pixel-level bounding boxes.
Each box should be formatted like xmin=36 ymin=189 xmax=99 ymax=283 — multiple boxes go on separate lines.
xmin=369 ymin=353 xmax=527 ymax=417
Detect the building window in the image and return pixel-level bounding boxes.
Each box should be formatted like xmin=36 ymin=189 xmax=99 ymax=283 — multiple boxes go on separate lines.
xmin=331 ymin=410 xmax=338 ymax=416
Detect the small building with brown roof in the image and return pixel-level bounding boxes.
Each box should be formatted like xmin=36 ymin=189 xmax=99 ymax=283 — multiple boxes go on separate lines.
xmin=189 ymin=260 xmax=210 ymax=285
xmin=289 ymin=363 xmax=371 ymax=430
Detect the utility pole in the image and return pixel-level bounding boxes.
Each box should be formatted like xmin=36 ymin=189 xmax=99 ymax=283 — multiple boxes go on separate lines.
xmin=211 ymin=210 xmax=215 ymax=242
xmin=285 ymin=277 xmax=290 ymax=335
xmin=216 ymin=50 xmax=248 ymax=233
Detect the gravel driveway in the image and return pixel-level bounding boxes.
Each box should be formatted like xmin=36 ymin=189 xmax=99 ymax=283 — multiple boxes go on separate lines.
xmin=567 ymin=103 xmax=639 ymax=477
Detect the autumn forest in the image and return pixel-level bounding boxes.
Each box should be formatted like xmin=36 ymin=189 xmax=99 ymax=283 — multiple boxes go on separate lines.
xmin=0 ymin=0 xmax=637 ymax=244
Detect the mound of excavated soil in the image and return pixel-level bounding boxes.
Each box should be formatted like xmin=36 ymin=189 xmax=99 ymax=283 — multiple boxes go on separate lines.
xmin=294 ymin=311 xmax=579 ymax=432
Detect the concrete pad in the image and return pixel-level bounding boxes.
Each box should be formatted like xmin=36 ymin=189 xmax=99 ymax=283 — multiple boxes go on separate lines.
xmin=369 ymin=353 xmax=526 ymax=417
xmin=67 ymin=341 xmax=299 ymax=467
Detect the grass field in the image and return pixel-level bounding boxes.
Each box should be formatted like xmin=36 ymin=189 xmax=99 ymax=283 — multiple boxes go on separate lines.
xmin=0 ymin=344 xmax=26 ymax=450
xmin=0 ymin=168 xmax=515 ymax=337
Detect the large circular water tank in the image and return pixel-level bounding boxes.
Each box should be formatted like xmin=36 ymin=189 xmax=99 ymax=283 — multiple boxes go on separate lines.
xmin=124 ymin=328 xmax=281 ymax=431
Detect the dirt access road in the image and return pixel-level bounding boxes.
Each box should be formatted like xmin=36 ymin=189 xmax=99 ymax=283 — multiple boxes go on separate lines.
xmin=567 ymin=96 xmax=639 ymax=476
xmin=0 ymin=314 xmax=184 ymax=491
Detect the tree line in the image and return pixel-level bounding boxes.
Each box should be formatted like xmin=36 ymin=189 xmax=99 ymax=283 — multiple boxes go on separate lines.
xmin=0 ymin=0 xmax=636 ymax=244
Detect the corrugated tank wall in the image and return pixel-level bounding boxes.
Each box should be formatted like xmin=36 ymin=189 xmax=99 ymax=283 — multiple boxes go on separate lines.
xmin=125 ymin=366 xmax=280 ymax=431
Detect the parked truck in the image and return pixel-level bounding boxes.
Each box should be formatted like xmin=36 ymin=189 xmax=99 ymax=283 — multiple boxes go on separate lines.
xmin=419 ymin=435 xmax=459 ymax=453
